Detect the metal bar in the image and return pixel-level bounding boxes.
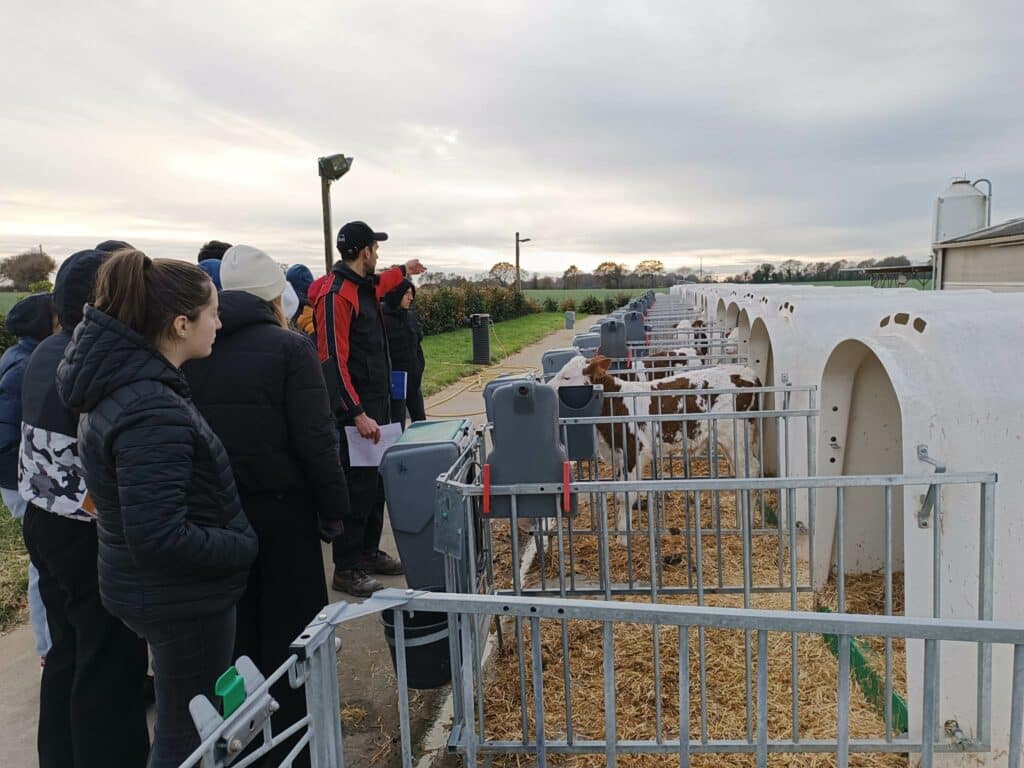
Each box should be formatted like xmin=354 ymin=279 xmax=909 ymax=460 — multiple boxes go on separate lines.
xmin=1009 ymin=644 xmax=1024 ymax=768
xmin=978 ymin=481 xmax=996 ymax=742
xmin=836 ymin=487 xmax=845 ymax=612
xmin=394 ymin=610 xmax=413 ymax=767
xmin=884 ymin=486 xmax=894 ymax=742
xmin=789 ymin=486 xmax=800 ymax=743
xmin=756 ymin=630 xmax=768 ymax=768
xmin=837 ymin=634 xmax=850 ymax=768
xmin=460 ymin=613 xmax=478 ymax=765
xmin=679 ymin=627 xmax=690 ymax=767
xmin=531 ymin=616 xmax=547 ymax=767
xmin=922 ymin=638 xmax=938 ymax=767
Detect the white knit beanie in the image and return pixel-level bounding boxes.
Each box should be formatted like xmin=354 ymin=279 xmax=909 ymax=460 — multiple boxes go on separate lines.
xmin=220 ymin=245 xmax=287 ymax=301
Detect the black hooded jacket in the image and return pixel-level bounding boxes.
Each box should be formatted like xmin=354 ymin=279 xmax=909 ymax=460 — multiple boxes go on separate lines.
xmin=57 ymin=305 xmax=257 ymax=622
xmin=381 ymin=281 xmax=425 ymax=385
xmin=182 ymin=291 xmax=348 ymax=525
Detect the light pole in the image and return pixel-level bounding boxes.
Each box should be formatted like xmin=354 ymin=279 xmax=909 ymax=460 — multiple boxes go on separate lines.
xmin=318 ymin=154 xmax=353 ymax=274
xmin=515 ymin=232 xmax=531 ymax=293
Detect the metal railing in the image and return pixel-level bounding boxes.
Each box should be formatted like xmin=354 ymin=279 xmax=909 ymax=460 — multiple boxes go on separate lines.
xmin=180 ymin=589 xmax=1024 ymax=768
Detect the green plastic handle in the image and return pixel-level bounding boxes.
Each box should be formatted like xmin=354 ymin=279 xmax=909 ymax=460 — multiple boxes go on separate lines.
xmin=215 ymin=666 xmax=246 ymax=717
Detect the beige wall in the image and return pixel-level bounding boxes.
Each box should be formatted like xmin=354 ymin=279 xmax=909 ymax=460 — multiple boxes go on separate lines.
xmin=942 ymin=242 xmax=1024 ymax=291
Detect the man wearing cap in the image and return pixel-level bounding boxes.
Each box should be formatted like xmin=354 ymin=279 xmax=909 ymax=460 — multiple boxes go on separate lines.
xmin=309 ymin=221 xmax=426 ymax=596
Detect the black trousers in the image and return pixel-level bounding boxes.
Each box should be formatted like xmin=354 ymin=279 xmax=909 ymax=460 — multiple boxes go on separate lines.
xmin=406 ymin=373 xmax=426 ymax=423
xmin=22 ymin=504 xmax=150 ymax=768
xmin=124 ymin=610 xmax=235 ymax=768
xmin=332 ymin=397 xmax=389 ymax=569
xmin=235 ymin=491 xmax=328 ymax=768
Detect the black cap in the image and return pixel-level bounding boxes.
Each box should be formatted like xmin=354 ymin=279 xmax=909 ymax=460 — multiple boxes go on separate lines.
xmin=336 ymin=221 xmax=388 ymax=259
xmin=95 ymin=240 xmax=133 ymax=253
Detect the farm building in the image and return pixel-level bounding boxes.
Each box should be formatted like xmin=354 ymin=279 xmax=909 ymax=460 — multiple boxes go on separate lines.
xmin=933 ymin=217 xmax=1024 ymax=291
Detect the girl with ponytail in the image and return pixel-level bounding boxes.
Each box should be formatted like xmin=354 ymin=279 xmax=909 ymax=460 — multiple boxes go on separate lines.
xmin=58 ymin=249 xmax=258 ymax=768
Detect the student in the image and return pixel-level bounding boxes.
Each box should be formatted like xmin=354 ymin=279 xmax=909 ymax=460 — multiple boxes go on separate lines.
xmin=0 ymin=293 xmax=56 ymax=664
xmin=286 ymin=263 xmax=316 ymax=336
xmin=309 ymin=221 xmax=426 ymax=596
xmin=20 ymin=249 xmax=151 ymax=768
xmin=381 ymin=280 xmax=426 ymax=426
xmin=57 ymin=249 xmax=258 ymax=768
xmin=183 ymin=245 xmax=347 ymax=765
xmin=197 ymin=239 xmax=232 ymax=262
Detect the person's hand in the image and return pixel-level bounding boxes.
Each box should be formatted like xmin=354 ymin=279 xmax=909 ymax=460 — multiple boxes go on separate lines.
xmin=405 ymin=259 xmax=427 ymax=276
xmin=318 ymin=518 xmax=345 ymax=543
xmin=354 ymin=412 xmax=381 ymax=443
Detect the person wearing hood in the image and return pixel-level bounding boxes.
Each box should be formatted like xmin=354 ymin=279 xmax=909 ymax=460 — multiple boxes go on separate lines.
xmin=19 ymin=249 xmax=151 ymax=768
xmin=286 ymin=263 xmax=316 ymax=336
xmin=182 ymin=245 xmax=347 ymax=766
xmin=0 ymin=293 xmax=57 ymax=662
xmin=381 ymin=280 xmax=426 ymax=426
xmin=57 ymin=248 xmax=257 ymax=768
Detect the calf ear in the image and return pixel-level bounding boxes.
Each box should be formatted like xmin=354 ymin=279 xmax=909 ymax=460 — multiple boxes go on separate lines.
xmin=593 ymin=354 xmax=613 ymax=375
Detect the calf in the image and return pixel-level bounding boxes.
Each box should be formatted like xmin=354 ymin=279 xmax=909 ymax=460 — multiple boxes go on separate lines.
xmin=551 ymin=354 xmax=763 ymax=544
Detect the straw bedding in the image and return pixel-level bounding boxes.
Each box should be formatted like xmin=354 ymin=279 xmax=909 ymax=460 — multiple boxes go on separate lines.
xmin=477 ymin=456 xmax=910 ymax=767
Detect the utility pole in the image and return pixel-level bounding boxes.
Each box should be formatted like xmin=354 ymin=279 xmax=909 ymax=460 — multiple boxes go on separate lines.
xmin=699 ymin=256 xmax=703 ymax=281
xmin=514 ymin=232 xmax=531 ymax=293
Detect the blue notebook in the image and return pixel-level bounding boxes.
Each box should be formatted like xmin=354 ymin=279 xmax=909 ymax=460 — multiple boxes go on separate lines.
xmin=390 ymin=370 xmax=408 ymax=400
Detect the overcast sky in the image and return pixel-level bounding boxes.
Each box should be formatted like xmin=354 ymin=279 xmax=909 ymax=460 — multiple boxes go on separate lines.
xmin=2 ymin=1 xmax=1022 ymax=277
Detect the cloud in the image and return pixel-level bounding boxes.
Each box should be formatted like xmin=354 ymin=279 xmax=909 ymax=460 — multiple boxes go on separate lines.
xmin=1 ymin=1 xmax=1022 ymax=276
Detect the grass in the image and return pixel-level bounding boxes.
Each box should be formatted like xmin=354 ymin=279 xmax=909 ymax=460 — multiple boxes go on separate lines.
xmin=524 ymin=288 xmax=667 ymax=302
xmin=421 ymin=312 xmax=569 ymax=396
xmin=0 ymin=501 xmax=28 ymax=632
xmin=0 ymin=292 xmax=29 ymax=314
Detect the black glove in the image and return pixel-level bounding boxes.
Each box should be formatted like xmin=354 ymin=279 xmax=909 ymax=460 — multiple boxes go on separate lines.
xmin=318 ymin=518 xmax=345 ymax=543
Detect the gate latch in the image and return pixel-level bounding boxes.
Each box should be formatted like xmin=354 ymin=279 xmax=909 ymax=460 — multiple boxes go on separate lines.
xmin=916 ymin=444 xmax=946 ymax=529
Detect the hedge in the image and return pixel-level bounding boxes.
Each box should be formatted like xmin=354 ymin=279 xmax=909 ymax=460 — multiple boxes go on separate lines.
xmin=414 ymin=284 xmax=541 ymax=336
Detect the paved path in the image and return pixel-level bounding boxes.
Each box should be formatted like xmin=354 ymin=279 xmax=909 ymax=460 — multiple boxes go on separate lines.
xmin=0 ymin=319 xmax=590 ymax=767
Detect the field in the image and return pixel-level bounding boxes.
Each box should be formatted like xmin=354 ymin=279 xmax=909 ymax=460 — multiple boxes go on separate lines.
xmin=0 ymin=502 xmax=28 ymax=632
xmin=0 ymin=293 xmax=29 ymax=314
xmin=421 ymin=311 xmax=573 ymax=396
xmin=524 ymin=288 xmax=668 ymax=302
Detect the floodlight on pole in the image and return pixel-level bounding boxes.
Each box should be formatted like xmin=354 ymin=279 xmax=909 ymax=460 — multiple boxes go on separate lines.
xmin=515 ymin=232 xmax=532 ymax=293
xmin=318 ymin=154 xmax=354 ymax=273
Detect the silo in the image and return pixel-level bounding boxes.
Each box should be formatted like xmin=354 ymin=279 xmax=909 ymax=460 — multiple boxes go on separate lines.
xmin=932 ymin=178 xmax=989 ymax=244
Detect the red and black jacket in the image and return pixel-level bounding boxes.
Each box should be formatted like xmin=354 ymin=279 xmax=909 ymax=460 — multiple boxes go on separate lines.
xmin=309 ymin=261 xmax=407 ymax=418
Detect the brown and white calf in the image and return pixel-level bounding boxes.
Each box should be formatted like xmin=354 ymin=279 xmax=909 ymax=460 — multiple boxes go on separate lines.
xmin=550 ymin=354 xmax=762 ymax=543
xmin=673 ymin=318 xmax=709 ymax=359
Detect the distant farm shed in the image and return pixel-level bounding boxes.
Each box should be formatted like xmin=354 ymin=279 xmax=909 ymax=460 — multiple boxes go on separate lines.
xmin=933 ymin=216 xmax=1024 ymax=291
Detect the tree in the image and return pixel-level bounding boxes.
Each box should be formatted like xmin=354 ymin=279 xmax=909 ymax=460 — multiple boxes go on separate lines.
xmin=1 ymin=249 xmax=56 ymax=291
xmin=594 ymin=261 xmax=623 ymax=288
xmin=634 ymin=259 xmax=665 ymax=287
xmin=489 ymin=261 xmax=516 ymax=286
xmin=562 ymin=264 xmax=582 ymax=289
xmin=751 ymin=263 xmax=775 ymax=283
xmin=876 ymin=255 xmax=911 ymax=268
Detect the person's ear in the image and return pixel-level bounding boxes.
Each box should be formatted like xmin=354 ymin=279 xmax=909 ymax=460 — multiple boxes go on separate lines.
xmin=171 ymin=315 xmax=189 ymax=340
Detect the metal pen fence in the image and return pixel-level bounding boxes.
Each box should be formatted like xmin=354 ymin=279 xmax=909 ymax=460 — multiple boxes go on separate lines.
xmin=179 ymin=588 xmax=1024 ymax=768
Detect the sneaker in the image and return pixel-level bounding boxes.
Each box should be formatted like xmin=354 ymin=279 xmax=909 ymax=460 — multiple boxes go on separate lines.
xmin=332 ymin=568 xmax=384 ymax=597
xmin=356 ymin=550 xmax=404 ymax=576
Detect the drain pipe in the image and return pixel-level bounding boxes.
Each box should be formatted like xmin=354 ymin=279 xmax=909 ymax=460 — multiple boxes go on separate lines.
xmin=972 ymin=178 xmax=993 ymax=227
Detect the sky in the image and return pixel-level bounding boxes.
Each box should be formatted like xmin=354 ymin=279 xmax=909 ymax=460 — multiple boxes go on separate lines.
xmin=2 ymin=1 xmax=1022 ymax=278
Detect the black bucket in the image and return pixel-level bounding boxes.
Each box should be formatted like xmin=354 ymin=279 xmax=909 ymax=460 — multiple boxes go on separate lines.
xmin=381 ymin=589 xmax=452 ymax=690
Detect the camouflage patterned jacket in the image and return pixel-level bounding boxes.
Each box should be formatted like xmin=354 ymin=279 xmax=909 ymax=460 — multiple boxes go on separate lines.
xmin=19 ymin=330 xmax=94 ymax=522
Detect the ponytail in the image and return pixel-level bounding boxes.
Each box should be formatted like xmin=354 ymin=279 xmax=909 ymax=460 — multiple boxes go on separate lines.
xmin=95 ymin=249 xmax=213 ymax=342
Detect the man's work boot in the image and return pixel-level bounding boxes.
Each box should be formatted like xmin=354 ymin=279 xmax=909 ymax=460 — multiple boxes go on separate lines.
xmin=332 ymin=568 xmax=384 ymax=597
xmin=356 ymin=550 xmax=404 ymax=576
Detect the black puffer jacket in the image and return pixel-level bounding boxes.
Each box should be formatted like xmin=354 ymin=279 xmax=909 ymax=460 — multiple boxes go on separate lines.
xmin=57 ymin=306 xmax=258 ymax=622
xmin=182 ymin=291 xmax=348 ymax=524
xmin=381 ymin=293 xmax=425 ymax=385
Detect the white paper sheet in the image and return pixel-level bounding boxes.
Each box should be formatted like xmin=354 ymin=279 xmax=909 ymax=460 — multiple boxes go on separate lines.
xmin=344 ymin=422 xmax=403 ymax=467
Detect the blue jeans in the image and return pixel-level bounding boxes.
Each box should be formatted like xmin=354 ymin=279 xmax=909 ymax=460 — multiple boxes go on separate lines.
xmin=124 ymin=610 xmax=237 ymax=768
xmin=3 ymin=487 xmax=51 ymax=656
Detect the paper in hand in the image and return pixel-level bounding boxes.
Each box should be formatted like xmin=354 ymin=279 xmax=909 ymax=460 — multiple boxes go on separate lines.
xmin=344 ymin=422 xmax=403 ymax=467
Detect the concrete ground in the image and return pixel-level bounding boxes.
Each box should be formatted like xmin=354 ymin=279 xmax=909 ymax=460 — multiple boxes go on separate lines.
xmin=0 ymin=320 xmax=589 ymax=768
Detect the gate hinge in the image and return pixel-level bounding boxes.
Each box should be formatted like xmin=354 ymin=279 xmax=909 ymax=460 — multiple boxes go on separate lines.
xmin=944 ymin=719 xmax=973 ymax=750
xmin=916 ymin=444 xmax=946 ymax=529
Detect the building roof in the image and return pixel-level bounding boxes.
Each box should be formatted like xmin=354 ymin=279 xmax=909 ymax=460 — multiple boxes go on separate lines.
xmin=940 ymin=217 xmax=1024 ymax=245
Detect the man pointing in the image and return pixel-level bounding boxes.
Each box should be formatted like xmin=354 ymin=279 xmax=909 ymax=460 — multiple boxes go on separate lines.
xmin=310 ymin=221 xmax=426 ymax=596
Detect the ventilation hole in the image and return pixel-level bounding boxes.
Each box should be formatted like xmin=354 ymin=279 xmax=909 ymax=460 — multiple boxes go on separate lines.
xmin=530 ymin=606 xmax=537 ymax=613
xmin=913 ymin=317 xmax=927 ymax=333
xmin=830 ymin=436 xmax=837 ymax=443
xmin=789 ymin=306 xmax=794 ymax=313
xmin=880 ymin=316 xmax=891 ymax=327
xmin=831 ymin=406 xmax=839 ymax=412
xmin=557 ymin=608 xmax=565 ymax=615
xmin=829 ymin=457 xmax=836 ymax=463
xmin=894 ymin=312 xmax=909 ymax=325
